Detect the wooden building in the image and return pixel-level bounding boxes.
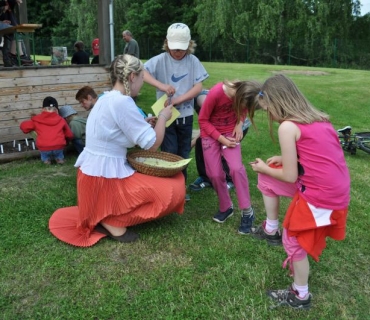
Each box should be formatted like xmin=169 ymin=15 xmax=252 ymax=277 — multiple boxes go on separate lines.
xmin=0 ymin=1 xmax=114 ymax=162
xmin=0 ymin=65 xmax=111 ymax=162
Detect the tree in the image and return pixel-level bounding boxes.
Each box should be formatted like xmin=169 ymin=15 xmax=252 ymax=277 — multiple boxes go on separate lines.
xmin=68 ymin=0 xmax=99 ymax=44
xmin=28 ymin=0 xmax=76 ymax=54
xmin=194 ymin=0 xmax=362 ymax=65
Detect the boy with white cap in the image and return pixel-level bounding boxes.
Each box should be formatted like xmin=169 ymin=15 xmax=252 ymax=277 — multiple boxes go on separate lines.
xmin=59 ymin=105 xmax=87 ymax=154
xmin=144 ymin=22 xmax=209 ymax=201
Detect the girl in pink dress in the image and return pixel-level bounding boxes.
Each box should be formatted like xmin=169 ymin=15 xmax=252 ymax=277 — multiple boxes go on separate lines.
xmin=250 ymin=74 xmax=350 ymax=309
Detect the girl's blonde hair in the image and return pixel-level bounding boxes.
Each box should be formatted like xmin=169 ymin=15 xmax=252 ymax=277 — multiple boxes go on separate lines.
xmin=223 ymin=80 xmax=262 ymax=126
xmin=162 ymin=39 xmax=197 ymax=54
xmin=109 ymin=54 xmax=144 ymax=96
xmin=259 ymin=74 xmax=329 ymax=137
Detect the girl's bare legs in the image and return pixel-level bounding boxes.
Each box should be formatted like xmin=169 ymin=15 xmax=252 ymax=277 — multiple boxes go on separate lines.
xmin=267 ymin=256 xmax=311 ymax=307
xmin=293 ymin=257 xmax=310 ymax=286
xmin=251 ymin=194 xmax=281 ymax=244
xmin=292 ymin=257 xmax=310 ymax=299
xmin=262 ymin=194 xmax=279 ymax=220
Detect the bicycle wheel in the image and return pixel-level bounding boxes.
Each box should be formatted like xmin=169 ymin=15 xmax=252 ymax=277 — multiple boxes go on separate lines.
xmin=355 ymin=132 xmax=370 ymax=154
xmin=338 ymin=133 xmax=356 ymax=154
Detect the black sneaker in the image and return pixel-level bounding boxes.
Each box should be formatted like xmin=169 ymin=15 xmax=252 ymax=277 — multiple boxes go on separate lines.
xmin=226 ymin=181 xmax=235 ymax=190
xmin=267 ymin=286 xmax=312 ymax=310
xmin=251 ymin=221 xmax=282 ymax=246
xmin=189 ymin=176 xmax=212 ymax=191
xmin=213 ymin=206 xmax=234 ymax=223
xmin=237 ymin=208 xmax=255 ymax=234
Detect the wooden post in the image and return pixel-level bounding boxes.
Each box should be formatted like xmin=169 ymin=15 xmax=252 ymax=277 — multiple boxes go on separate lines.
xmin=18 ymin=0 xmax=28 ymax=23
xmin=98 ymin=0 xmax=112 ymax=66
xmin=18 ymin=0 xmax=31 ymax=57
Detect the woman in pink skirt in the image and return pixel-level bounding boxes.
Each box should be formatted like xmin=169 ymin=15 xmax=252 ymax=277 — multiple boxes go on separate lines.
xmin=49 ymin=54 xmax=185 ymax=247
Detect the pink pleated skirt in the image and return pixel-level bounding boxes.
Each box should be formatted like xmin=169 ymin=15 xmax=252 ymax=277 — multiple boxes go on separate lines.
xmin=49 ymin=169 xmax=185 ymax=247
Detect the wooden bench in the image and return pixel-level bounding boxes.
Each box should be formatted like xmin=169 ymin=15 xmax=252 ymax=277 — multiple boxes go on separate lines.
xmin=0 ymin=24 xmax=43 ymax=66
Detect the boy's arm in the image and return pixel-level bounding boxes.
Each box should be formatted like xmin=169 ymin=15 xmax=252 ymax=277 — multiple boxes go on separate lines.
xmin=19 ymin=120 xmax=35 ymax=134
xmin=64 ymin=122 xmax=74 ymax=141
xmin=143 ymin=70 xmax=175 ymax=96
xmin=170 ymin=82 xmax=203 ymax=107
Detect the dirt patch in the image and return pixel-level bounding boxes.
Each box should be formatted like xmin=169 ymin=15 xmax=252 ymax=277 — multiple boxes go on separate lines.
xmin=271 ymin=70 xmax=330 ymax=76
xmin=0 ymin=139 xmax=36 ymax=155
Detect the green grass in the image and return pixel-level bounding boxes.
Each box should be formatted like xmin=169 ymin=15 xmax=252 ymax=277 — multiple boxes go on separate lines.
xmin=1 ymin=63 xmax=370 ymax=319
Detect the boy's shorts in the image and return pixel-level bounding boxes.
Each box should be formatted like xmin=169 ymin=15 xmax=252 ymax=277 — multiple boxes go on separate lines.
xmin=198 ymin=89 xmax=209 ymax=97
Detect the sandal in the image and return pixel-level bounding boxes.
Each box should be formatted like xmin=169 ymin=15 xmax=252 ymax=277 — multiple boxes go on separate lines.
xmin=94 ymin=223 xmax=139 ymax=243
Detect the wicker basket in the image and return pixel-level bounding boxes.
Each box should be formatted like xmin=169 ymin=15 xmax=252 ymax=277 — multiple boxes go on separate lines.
xmin=127 ymin=149 xmax=187 ymax=177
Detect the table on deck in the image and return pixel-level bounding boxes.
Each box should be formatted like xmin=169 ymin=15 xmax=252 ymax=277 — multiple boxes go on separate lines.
xmin=0 ymin=24 xmax=42 ymax=66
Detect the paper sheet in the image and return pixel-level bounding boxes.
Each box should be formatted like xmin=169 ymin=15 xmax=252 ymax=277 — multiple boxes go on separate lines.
xmin=151 ymin=95 xmax=180 ymax=127
xmin=140 ymin=157 xmax=192 ymax=168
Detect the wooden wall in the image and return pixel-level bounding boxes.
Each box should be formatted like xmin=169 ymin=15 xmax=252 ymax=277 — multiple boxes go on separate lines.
xmin=0 ymin=65 xmax=111 ymax=144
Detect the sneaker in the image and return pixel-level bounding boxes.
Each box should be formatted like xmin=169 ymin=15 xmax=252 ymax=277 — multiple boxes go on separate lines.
xmin=213 ymin=206 xmax=234 ymax=223
xmin=189 ymin=176 xmax=211 ymax=191
xmin=43 ymin=160 xmax=51 ymax=165
xmin=251 ymin=221 xmax=282 ymax=246
xmin=237 ymin=208 xmax=255 ymax=234
xmin=185 ymin=194 xmax=191 ymax=202
xmin=226 ymin=181 xmax=235 ymax=190
xmin=56 ymin=159 xmax=65 ymax=165
xmin=267 ymin=286 xmax=312 ymax=310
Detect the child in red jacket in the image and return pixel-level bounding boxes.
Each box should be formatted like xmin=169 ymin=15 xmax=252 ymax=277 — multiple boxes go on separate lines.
xmin=20 ymin=96 xmax=74 ymax=164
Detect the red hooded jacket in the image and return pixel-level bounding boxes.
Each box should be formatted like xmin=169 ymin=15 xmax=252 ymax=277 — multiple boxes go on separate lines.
xmin=20 ymin=111 xmax=74 ymax=151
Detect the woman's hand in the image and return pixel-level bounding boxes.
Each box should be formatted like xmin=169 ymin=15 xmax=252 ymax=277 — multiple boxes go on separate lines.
xmin=158 ymin=104 xmax=173 ymax=123
xmin=145 ymin=116 xmax=157 ymax=128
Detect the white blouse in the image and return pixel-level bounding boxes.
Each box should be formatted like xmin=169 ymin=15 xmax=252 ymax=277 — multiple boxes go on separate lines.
xmin=75 ymin=90 xmax=156 ymax=178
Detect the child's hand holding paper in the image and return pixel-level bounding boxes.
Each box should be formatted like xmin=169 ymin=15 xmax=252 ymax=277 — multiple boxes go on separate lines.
xmin=151 ymin=95 xmax=180 ymax=127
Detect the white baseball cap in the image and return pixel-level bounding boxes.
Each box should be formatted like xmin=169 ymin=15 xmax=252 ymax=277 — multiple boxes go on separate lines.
xmin=166 ymin=23 xmax=191 ymax=50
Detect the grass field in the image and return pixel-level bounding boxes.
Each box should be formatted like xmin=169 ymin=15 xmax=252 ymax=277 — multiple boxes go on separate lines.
xmin=1 ymin=62 xmax=369 ymax=319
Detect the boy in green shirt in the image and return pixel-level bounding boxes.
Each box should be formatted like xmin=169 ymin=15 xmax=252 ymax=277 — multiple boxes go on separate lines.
xmin=59 ymin=105 xmax=87 ymax=154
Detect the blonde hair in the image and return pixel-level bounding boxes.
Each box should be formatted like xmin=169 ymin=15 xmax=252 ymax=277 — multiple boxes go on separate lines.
xmin=259 ymin=74 xmax=329 ymax=137
xmin=109 ymin=54 xmax=144 ymax=96
xmin=43 ymin=106 xmax=58 ymax=112
xmin=162 ymin=39 xmax=197 ymax=54
xmin=223 ymin=80 xmax=262 ymax=126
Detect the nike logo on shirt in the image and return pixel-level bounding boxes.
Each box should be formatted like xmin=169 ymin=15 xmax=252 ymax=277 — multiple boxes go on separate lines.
xmin=171 ymin=74 xmax=188 ymax=82
xmin=196 ymin=73 xmax=208 ymax=81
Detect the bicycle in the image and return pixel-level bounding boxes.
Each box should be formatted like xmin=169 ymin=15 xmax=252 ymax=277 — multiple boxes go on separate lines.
xmin=337 ymin=126 xmax=370 ymax=155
